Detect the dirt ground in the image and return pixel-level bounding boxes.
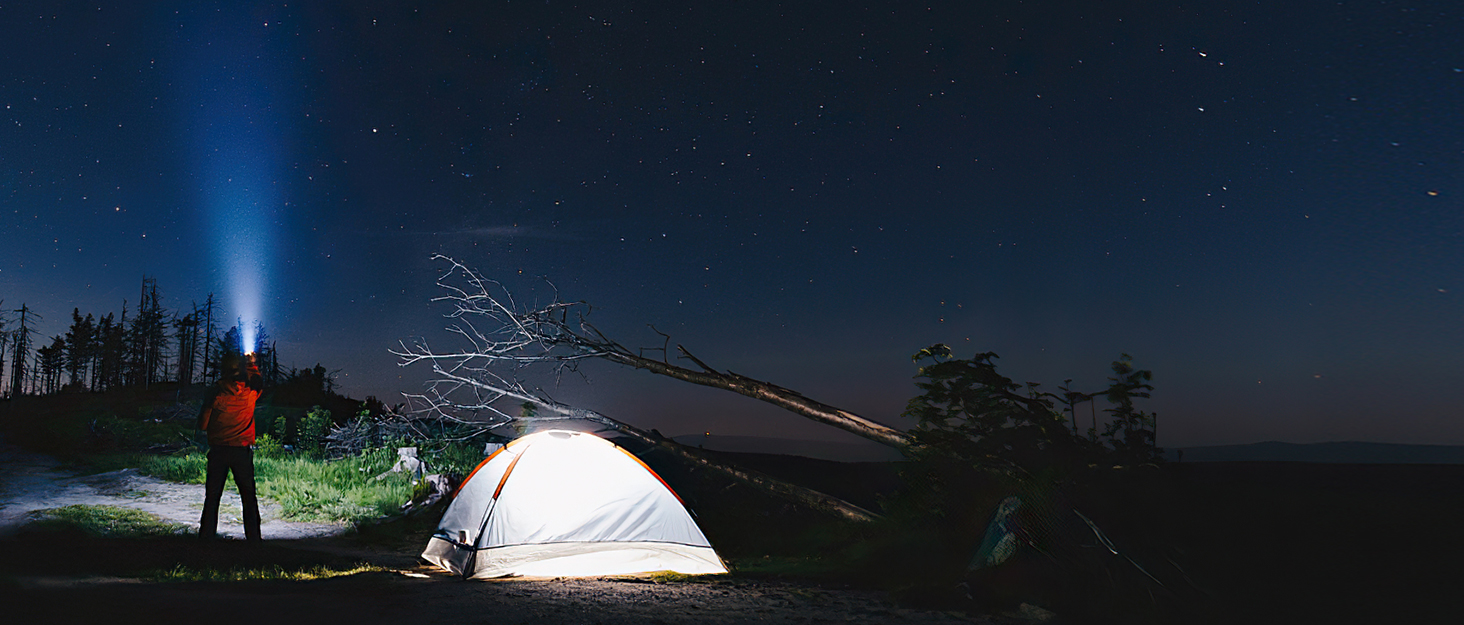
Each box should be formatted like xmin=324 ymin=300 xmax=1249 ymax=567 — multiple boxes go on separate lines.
xmin=5 ymin=569 xmax=1013 ymax=625
xmin=0 ymin=444 xmax=1016 ymax=625
xmin=0 ymin=444 xmax=345 ymax=539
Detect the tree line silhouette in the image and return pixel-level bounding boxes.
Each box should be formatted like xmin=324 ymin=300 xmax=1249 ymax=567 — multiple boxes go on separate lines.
xmin=0 ymin=277 xmax=280 ymax=398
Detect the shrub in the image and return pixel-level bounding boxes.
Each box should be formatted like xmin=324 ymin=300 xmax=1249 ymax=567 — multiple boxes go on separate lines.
xmin=254 ymin=433 xmax=285 ymax=458
xmin=271 ymin=411 xmax=290 ymax=442
xmin=885 ymin=345 xmax=1169 ymax=618
xmin=420 ymin=441 xmax=489 ymax=476
xmin=298 ymin=406 xmax=331 ymax=455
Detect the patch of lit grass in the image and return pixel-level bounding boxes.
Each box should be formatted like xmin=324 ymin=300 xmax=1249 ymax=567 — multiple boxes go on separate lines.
xmin=149 ymin=562 xmax=387 ymax=582
xmin=628 ymin=571 xmax=724 ymax=583
xmin=117 ymin=447 xmax=416 ymax=525
xmin=254 ymin=451 xmax=414 ymax=523
xmin=27 ymin=505 xmax=190 ymax=538
xmin=137 ymin=451 xmax=209 ymax=483
xmin=105 ymin=441 xmax=487 ymax=526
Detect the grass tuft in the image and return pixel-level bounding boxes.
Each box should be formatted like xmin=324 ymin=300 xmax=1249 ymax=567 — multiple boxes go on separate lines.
xmin=27 ymin=504 xmax=191 ymax=538
xmin=149 ymin=562 xmax=387 ymax=583
xmin=640 ymin=570 xmax=721 ymax=583
xmin=138 ymin=452 xmax=209 ymax=483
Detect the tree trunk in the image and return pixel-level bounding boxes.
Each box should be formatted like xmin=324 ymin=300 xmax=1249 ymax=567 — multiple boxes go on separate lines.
xmin=602 ymin=348 xmax=914 ymax=451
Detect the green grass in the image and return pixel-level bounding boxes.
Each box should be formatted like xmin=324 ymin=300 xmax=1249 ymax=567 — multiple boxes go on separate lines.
xmin=2 ymin=391 xmax=491 ymax=527
xmin=255 ymin=452 xmax=414 ymax=521
xmin=132 ymin=446 xmax=414 ymax=523
xmin=113 ymin=442 xmax=489 ymax=525
xmin=27 ymin=505 xmax=191 ymax=538
xmin=148 ymin=562 xmax=388 ymax=582
xmin=641 ymin=570 xmax=729 ymax=583
xmin=420 ymin=441 xmax=488 ymax=475
xmin=132 ymin=451 xmax=209 ymax=483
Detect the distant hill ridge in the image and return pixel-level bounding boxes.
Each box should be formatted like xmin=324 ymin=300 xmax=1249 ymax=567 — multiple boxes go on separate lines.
xmin=671 ymin=434 xmax=905 ymax=463
xmin=1167 ymin=441 xmax=1464 ymax=464
xmin=672 ymin=436 xmax=1464 ymax=465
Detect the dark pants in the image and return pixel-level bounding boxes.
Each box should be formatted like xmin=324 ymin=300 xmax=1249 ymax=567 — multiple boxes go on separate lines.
xmin=200 ymin=444 xmax=262 ymax=541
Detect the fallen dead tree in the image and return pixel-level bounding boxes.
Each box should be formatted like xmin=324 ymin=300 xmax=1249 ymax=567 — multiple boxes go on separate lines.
xmin=390 ymin=256 xmax=888 ymax=522
xmin=395 ymin=255 xmax=912 ymax=451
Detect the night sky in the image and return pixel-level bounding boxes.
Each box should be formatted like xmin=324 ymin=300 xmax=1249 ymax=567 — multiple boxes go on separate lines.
xmin=2 ymin=1 xmax=1459 ymax=449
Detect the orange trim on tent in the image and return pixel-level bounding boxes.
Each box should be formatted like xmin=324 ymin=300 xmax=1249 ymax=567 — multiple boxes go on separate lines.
xmin=492 ymin=447 xmax=529 ymax=500
xmin=615 ymin=446 xmax=686 ymax=506
xmin=453 ymin=446 xmax=507 ymax=501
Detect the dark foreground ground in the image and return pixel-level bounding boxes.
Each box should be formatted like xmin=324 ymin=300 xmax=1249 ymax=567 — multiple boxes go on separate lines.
xmin=0 ymin=528 xmax=999 ymax=625
xmin=1156 ymin=461 xmax=1464 ymax=624
xmin=684 ymin=453 xmax=1464 ymax=624
xmin=3 ymin=455 xmax=1462 ymax=624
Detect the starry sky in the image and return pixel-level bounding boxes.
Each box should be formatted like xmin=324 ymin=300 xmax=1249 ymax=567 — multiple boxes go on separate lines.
xmin=2 ymin=1 xmax=1459 ymax=449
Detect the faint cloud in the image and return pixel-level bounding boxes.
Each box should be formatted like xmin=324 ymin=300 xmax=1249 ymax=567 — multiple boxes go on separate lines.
xmin=444 ymin=226 xmax=529 ymax=239
xmin=385 ymin=224 xmax=577 ymax=241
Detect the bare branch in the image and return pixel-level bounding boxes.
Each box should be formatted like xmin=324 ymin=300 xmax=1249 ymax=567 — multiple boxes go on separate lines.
xmin=675 ymin=344 xmax=719 ymax=374
xmin=641 ymin=325 xmax=671 ymax=363
xmin=394 ymin=257 xmax=887 ymax=522
xmin=395 ymin=256 xmax=912 ymax=451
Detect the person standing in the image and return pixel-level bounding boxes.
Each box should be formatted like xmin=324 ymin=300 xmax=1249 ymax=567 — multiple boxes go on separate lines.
xmin=197 ymin=352 xmax=265 ymax=542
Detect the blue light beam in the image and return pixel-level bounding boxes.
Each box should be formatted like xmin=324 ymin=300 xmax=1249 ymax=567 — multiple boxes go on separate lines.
xmin=181 ymin=9 xmax=294 ymax=355
xmin=202 ymin=109 xmax=277 ymax=356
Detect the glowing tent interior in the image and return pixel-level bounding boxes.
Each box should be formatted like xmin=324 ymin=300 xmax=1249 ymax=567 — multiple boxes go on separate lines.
xmin=421 ymin=429 xmax=729 ymax=578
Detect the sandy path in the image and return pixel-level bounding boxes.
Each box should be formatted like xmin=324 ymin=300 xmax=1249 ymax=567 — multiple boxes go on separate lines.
xmin=0 ymin=443 xmax=344 ymax=539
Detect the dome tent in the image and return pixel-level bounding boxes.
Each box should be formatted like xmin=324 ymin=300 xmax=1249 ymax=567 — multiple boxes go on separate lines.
xmin=421 ymin=429 xmax=728 ymax=578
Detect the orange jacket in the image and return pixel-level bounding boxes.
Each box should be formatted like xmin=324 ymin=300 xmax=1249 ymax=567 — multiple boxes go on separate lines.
xmin=198 ymin=369 xmax=263 ymax=447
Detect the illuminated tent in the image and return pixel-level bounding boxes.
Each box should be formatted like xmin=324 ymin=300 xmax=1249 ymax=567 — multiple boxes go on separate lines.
xmin=421 ymin=429 xmax=728 ymax=578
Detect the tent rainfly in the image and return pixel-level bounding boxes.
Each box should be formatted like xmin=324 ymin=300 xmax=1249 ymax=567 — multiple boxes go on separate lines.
xmin=421 ymin=429 xmax=729 ymax=578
